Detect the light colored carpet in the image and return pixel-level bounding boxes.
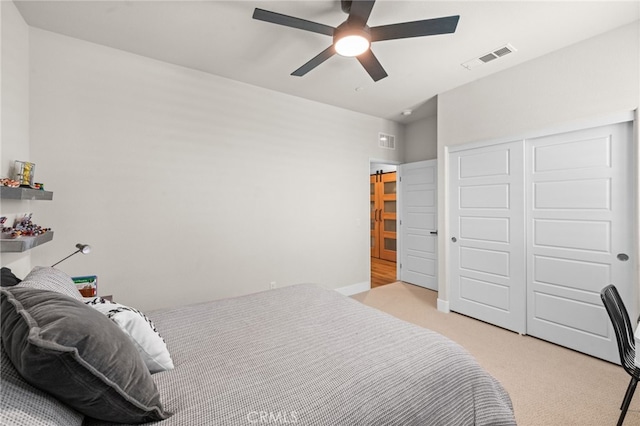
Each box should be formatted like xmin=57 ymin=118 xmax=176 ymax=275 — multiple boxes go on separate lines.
xmin=351 ymin=282 xmax=640 ymax=426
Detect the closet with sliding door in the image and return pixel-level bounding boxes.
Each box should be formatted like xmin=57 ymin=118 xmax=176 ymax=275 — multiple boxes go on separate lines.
xmin=448 ymin=117 xmax=636 ymax=363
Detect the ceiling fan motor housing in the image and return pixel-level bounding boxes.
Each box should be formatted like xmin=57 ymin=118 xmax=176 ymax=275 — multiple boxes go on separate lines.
xmin=341 ymin=0 xmax=353 ymax=14
xmin=334 ymin=21 xmax=371 ymax=40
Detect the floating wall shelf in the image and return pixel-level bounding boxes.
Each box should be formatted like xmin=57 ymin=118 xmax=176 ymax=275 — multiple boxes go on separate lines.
xmin=0 ymin=186 xmax=53 ymax=201
xmin=1 ymin=186 xmax=55 ymax=252
xmin=1 ymin=232 xmax=54 ymax=253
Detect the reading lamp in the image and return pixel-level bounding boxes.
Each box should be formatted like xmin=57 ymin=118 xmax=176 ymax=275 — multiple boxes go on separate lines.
xmin=51 ymin=243 xmax=91 ymax=267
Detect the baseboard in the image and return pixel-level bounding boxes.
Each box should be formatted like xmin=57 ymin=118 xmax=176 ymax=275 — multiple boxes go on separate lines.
xmin=437 ymin=298 xmax=450 ymax=313
xmin=335 ymin=281 xmax=371 ymax=296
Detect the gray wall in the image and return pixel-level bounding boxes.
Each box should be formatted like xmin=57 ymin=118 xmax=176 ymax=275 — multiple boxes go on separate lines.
xmin=403 ymin=115 xmax=437 ymax=162
xmin=16 ymin=24 xmax=404 ymax=310
xmin=1 ymin=1 xmax=31 ymax=277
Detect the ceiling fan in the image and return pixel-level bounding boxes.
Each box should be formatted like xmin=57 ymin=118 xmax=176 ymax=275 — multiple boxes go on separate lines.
xmin=252 ymin=0 xmax=460 ymax=82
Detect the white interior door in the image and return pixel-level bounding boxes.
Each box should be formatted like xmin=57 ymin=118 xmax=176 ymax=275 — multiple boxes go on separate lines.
xmin=526 ymin=122 xmax=635 ymax=363
xmin=399 ymin=160 xmax=437 ymax=290
xmin=449 ymin=141 xmax=527 ymax=334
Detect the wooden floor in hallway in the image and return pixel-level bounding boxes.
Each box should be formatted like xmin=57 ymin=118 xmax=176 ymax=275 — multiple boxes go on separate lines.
xmin=371 ymin=257 xmax=397 ymax=288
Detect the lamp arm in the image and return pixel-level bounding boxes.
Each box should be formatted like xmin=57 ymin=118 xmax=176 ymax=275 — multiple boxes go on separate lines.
xmin=51 ymin=249 xmax=81 ymax=267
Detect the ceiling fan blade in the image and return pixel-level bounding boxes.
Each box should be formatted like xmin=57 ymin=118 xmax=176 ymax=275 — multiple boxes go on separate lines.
xmin=370 ymin=15 xmax=460 ymax=42
xmin=356 ymin=49 xmax=388 ymax=82
xmin=347 ymin=0 xmax=376 ymax=26
xmin=292 ymin=45 xmax=337 ymax=77
xmin=253 ymin=8 xmax=334 ymax=36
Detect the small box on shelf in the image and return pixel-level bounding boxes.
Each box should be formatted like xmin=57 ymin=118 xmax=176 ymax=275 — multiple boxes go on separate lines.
xmin=72 ymin=275 xmax=98 ymax=298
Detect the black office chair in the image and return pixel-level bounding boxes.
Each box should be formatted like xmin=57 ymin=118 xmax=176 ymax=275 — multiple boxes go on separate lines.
xmin=601 ymin=284 xmax=640 ymax=426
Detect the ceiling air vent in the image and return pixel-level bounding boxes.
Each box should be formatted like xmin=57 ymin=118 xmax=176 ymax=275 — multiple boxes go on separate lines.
xmin=493 ymin=46 xmax=514 ymax=57
xmin=379 ymin=133 xmax=396 ymax=150
xmin=462 ymin=43 xmax=517 ymax=70
xmin=479 ymin=53 xmax=498 ymax=63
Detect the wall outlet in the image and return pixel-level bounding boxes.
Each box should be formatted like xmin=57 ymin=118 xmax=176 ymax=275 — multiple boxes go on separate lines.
xmin=269 ymin=281 xmax=277 ymax=289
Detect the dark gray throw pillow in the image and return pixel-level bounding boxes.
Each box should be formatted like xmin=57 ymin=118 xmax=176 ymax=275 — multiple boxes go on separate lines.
xmin=0 ymin=287 xmax=171 ymax=424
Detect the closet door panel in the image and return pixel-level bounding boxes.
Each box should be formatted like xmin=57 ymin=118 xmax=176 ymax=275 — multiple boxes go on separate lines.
xmin=379 ymin=172 xmax=397 ymax=262
xmin=449 ymin=141 xmax=526 ymax=333
xmin=526 ymin=122 xmax=634 ymax=363
xmin=370 ymin=175 xmax=380 ymax=258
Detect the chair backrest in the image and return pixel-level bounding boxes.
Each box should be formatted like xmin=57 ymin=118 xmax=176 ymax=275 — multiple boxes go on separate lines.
xmin=601 ymin=284 xmax=636 ymax=374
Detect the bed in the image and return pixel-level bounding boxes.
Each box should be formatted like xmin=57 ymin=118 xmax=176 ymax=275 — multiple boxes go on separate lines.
xmin=1 ymin=267 xmax=515 ymax=426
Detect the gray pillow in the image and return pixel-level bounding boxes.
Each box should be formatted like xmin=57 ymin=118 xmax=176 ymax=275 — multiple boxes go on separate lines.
xmin=0 ymin=287 xmax=171 ymax=424
xmin=19 ymin=266 xmax=82 ymax=300
xmin=0 ymin=340 xmax=84 ymax=426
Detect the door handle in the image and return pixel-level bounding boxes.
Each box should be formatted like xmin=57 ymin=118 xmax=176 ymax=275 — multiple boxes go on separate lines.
xmin=430 ymin=231 xmax=438 ymax=235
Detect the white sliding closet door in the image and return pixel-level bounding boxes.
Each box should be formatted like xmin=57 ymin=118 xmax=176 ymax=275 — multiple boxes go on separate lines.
xmin=449 ymin=142 xmax=526 ymax=334
xmin=449 ymin=120 xmax=635 ymax=361
xmin=399 ymin=160 xmax=437 ymax=290
xmin=526 ymin=122 xmax=634 ymax=363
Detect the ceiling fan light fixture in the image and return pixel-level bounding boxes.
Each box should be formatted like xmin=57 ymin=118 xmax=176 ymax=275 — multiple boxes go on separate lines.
xmin=334 ymin=24 xmax=371 ymax=57
xmin=335 ymin=34 xmax=370 ymax=57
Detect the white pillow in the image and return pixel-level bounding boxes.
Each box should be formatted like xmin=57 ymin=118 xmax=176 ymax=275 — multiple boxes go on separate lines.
xmin=84 ymin=298 xmax=174 ymax=374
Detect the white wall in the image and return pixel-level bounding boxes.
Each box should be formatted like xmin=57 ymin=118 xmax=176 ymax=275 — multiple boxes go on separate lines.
xmin=403 ymin=114 xmax=437 ymax=162
xmin=439 ymin=22 xmax=639 ymax=148
xmin=436 ymin=21 xmax=640 ymax=302
xmin=27 ymin=28 xmax=403 ymax=310
xmin=0 ymin=1 xmax=31 ymax=277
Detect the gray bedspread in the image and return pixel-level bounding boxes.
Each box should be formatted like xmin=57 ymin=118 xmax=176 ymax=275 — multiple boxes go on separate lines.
xmin=87 ymin=284 xmax=515 ymax=425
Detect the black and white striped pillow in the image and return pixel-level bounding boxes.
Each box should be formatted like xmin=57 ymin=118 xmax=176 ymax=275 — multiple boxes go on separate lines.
xmin=84 ymin=297 xmax=174 ymax=374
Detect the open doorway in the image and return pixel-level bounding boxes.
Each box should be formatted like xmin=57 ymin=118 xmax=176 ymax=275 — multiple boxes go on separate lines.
xmin=369 ymin=159 xmax=438 ymax=291
xmin=370 ymin=161 xmax=398 ymax=288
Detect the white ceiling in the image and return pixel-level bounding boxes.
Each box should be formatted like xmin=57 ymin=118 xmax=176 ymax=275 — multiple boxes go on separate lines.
xmin=14 ymin=1 xmax=640 ymax=123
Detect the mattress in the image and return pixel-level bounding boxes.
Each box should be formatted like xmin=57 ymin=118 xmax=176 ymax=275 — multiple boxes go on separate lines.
xmin=87 ymin=284 xmax=515 ymax=425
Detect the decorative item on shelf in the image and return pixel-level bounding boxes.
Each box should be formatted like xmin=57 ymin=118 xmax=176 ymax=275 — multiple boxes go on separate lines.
xmin=51 ymin=243 xmax=91 ymax=267
xmin=0 ymin=214 xmax=51 ymax=240
xmin=0 ymin=178 xmax=20 ymax=188
xmin=14 ymin=161 xmax=36 ymax=187
xmin=0 ymin=216 xmax=14 ymax=239
xmin=72 ymin=275 xmax=98 ymax=297
xmin=1 ymin=178 xmax=46 ymax=191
